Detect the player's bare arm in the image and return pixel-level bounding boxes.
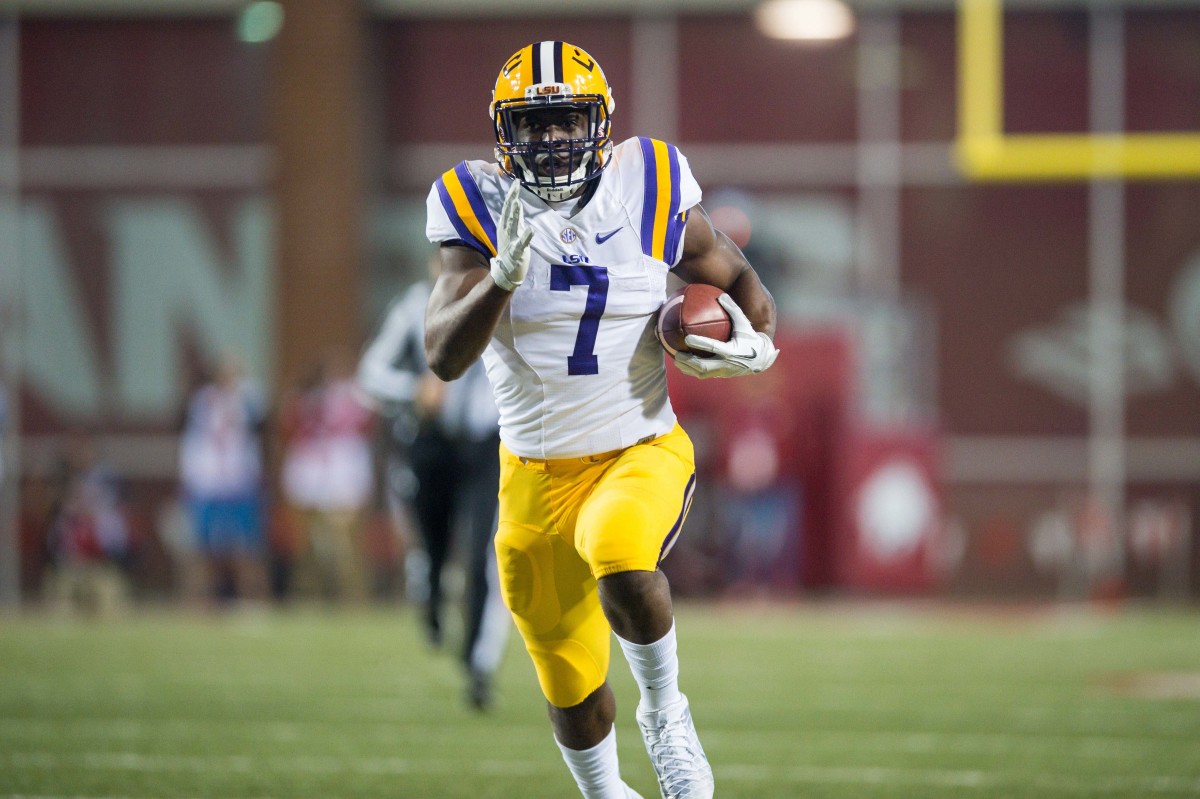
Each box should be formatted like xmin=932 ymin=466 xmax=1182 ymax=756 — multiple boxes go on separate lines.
xmin=426 ymin=182 xmax=533 ymax=381
xmin=674 ymin=204 xmax=777 ymax=340
xmin=668 ymin=204 xmax=779 ymax=379
xmin=424 ymin=244 xmax=512 ymax=381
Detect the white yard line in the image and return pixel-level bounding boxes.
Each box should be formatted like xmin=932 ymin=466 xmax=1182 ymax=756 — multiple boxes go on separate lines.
xmin=7 ymin=791 xmax=274 ymax=796
xmin=4 ymin=751 xmax=1200 ymax=794
xmin=3 ymin=717 xmax=1195 ymax=754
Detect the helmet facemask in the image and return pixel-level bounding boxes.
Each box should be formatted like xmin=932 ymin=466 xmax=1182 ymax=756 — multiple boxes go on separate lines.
xmin=494 ymin=95 xmax=612 ymax=203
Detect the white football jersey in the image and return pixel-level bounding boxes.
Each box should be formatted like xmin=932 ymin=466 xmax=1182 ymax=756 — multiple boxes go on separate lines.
xmin=426 ymin=137 xmax=702 ymax=459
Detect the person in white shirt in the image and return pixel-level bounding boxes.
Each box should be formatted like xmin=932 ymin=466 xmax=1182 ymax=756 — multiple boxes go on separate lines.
xmin=359 ymin=260 xmax=509 ymax=710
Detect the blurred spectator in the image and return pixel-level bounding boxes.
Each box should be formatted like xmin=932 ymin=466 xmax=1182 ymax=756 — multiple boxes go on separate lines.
xmin=718 ymin=425 xmax=802 ymax=595
xmin=280 ymin=349 xmax=375 ymax=604
xmin=357 ymin=277 xmax=429 ymax=606
xmin=669 ymin=364 xmax=806 ymax=597
xmin=43 ymin=433 xmax=132 ymax=617
xmin=358 ymin=260 xmax=509 ymax=710
xmin=178 ymin=355 xmax=269 ymax=605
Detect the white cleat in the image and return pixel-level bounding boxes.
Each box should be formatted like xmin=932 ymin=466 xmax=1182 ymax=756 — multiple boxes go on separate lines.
xmin=636 ymin=694 xmax=715 ymax=799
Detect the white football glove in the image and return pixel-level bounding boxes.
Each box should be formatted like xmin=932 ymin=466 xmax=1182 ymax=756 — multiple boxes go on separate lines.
xmin=489 ymin=181 xmax=534 ymax=292
xmin=673 ymin=293 xmax=779 ymax=379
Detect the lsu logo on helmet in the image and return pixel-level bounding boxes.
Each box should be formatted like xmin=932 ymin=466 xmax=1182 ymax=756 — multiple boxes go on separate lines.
xmin=491 ymin=41 xmax=616 ymax=202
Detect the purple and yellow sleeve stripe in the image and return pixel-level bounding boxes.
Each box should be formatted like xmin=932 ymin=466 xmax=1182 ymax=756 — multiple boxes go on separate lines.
xmin=435 ymin=162 xmax=498 ymax=257
xmin=658 ymin=472 xmax=696 ymax=564
xmin=639 ymin=137 xmax=689 ymax=265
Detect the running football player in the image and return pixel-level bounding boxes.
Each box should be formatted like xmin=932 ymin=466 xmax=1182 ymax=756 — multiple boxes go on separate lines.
xmin=423 ymin=41 xmax=778 ymax=799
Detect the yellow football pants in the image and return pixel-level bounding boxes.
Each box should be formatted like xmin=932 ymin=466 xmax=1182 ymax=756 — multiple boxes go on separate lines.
xmin=495 ymin=423 xmax=696 ymax=708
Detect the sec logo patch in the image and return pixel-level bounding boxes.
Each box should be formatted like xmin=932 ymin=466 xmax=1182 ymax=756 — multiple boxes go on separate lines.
xmin=560 ymin=227 xmax=578 ymax=244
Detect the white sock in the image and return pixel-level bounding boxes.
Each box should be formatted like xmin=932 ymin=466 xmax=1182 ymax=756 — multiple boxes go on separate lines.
xmin=556 ymin=725 xmax=630 ymax=799
xmin=616 ymin=622 xmax=682 ymax=712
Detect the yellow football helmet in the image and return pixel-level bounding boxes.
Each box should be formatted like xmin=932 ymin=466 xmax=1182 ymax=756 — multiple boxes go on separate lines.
xmin=490 ymin=41 xmax=616 ymax=202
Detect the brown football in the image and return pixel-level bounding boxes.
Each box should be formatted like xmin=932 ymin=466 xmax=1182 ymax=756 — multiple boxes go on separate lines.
xmin=655 ymin=283 xmax=733 ymax=357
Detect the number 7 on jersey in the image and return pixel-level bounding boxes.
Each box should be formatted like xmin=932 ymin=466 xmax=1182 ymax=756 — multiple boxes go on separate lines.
xmin=550 ymin=260 xmax=609 ymax=376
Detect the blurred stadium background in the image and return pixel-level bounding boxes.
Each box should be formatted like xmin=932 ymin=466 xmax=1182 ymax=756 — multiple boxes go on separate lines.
xmin=3 ymin=1 xmax=1200 ymax=797
xmin=4 ymin=0 xmax=1199 ymax=608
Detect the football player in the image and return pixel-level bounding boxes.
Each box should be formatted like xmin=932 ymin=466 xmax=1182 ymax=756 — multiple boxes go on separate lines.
xmin=424 ymin=41 xmax=778 ymax=799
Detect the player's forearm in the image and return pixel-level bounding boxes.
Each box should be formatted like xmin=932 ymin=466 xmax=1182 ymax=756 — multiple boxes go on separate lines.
xmin=424 ymin=277 xmax=510 ymax=381
xmin=726 ymin=268 xmax=778 ymax=339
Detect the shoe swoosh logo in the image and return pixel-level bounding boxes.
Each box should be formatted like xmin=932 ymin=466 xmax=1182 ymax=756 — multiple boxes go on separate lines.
xmin=595 ymin=227 xmax=623 ymax=245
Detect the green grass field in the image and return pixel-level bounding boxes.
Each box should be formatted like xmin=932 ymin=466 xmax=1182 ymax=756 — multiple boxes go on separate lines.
xmin=2 ymin=601 xmax=1199 ymax=798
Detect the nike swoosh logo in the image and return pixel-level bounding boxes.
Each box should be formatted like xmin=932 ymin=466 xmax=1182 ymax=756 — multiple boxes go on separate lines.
xmin=595 ymin=227 xmax=623 ymax=245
